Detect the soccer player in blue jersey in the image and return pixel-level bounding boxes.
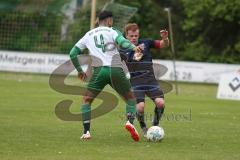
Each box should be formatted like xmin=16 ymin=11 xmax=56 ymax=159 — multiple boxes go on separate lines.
xmin=121 ymin=23 xmax=169 ymax=137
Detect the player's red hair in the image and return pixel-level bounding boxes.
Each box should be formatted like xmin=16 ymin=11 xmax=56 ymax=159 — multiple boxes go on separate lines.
xmin=124 ymin=23 xmax=139 ymax=35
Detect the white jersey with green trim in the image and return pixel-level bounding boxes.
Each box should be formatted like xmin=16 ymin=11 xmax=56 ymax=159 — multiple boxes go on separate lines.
xmin=75 ymin=26 xmax=123 ymax=67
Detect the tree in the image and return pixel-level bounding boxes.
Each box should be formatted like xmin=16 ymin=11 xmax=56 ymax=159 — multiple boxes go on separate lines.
xmin=181 ymin=0 xmax=240 ymax=63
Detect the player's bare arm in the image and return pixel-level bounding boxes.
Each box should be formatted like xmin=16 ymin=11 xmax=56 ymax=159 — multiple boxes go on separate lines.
xmin=159 ymin=29 xmax=169 ymax=48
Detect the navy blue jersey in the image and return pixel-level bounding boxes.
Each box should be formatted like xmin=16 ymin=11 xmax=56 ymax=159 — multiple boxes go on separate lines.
xmin=120 ymin=39 xmax=156 ymax=83
xmin=120 ymin=39 xmax=155 ymax=63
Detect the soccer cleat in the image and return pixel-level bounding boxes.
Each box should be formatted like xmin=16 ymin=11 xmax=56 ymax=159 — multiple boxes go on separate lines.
xmin=125 ymin=121 xmax=140 ymax=142
xmin=142 ymin=127 xmax=148 ymax=138
xmin=80 ymin=131 xmax=91 ymax=140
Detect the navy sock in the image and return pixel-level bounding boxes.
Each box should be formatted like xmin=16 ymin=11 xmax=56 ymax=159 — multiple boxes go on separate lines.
xmin=137 ymin=112 xmax=146 ymax=129
xmin=153 ymin=106 xmax=165 ymax=126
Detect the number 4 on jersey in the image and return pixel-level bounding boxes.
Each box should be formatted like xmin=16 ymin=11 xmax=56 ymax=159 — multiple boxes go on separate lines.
xmin=94 ymin=34 xmax=105 ymax=53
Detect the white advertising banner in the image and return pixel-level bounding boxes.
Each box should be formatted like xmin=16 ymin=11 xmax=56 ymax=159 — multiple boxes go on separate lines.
xmin=0 ymin=50 xmax=69 ymax=74
xmin=153 ymin=60 xmax=240 ymax=84
xmin=217 ymin=73 xmax=240 ymax=101
xmin=1 ymin=50 xmax=240 ymax=84
xmin=0 ymin=50 xmax=90 ymax=75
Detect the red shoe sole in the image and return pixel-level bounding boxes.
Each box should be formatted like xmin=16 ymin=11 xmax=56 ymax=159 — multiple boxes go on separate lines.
xmin=125 ymin=125 xmax=140 ymax=142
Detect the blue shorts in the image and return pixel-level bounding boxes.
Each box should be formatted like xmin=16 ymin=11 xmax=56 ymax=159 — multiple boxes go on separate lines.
xmin=132 ymin=85 xmax=164 ymax=103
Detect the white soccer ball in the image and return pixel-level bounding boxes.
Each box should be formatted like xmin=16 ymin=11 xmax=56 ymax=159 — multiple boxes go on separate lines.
xmin=146 ymin=126 xmax=165 ymax=142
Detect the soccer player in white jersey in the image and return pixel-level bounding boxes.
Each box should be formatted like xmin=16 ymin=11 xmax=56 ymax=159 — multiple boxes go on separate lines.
xmin=69 ymin=11 xmax=142 ymax=141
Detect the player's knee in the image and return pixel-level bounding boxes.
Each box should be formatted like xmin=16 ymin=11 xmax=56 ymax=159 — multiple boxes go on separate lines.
xmin=83 ymin=96 xmax=94 ymax=104
xmin=155 ymin=98 xmax=165 ymax=108
xmin=126 ymin=91 xmax=135 ymax=99
xmin=137 ymin=102 xmax=145 ymax=113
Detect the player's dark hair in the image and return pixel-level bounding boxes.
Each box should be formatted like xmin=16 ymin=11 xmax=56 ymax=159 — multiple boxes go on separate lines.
xmin=98 ymin=11 xmax=113 ymax=21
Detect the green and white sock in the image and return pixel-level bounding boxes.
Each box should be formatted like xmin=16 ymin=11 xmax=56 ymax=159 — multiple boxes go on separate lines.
xmin=81 ymin=104 xmax=91 ymax=134
xmin=126 ymin=99 xmax=136 ymax=124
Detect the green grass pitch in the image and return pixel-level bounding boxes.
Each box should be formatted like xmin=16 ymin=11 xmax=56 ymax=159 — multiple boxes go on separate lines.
xmin=0 ymin=72 xmax=240 ymax=160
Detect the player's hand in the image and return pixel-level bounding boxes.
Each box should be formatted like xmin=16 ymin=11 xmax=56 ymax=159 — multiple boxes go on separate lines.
xmin=160 ymin=29 xmax=168 ymax=40
xmin=133 ymin=46 xmax=143 ymax=53
xmin=78 ymin=71 xmax=87 ymax=82
xmin=133 ymin=52 xmax=143 ymax=61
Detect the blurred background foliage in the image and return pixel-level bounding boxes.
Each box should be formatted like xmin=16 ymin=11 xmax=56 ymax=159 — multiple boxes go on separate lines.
xmin=0 ymin=0 xmax=239 ymax=63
